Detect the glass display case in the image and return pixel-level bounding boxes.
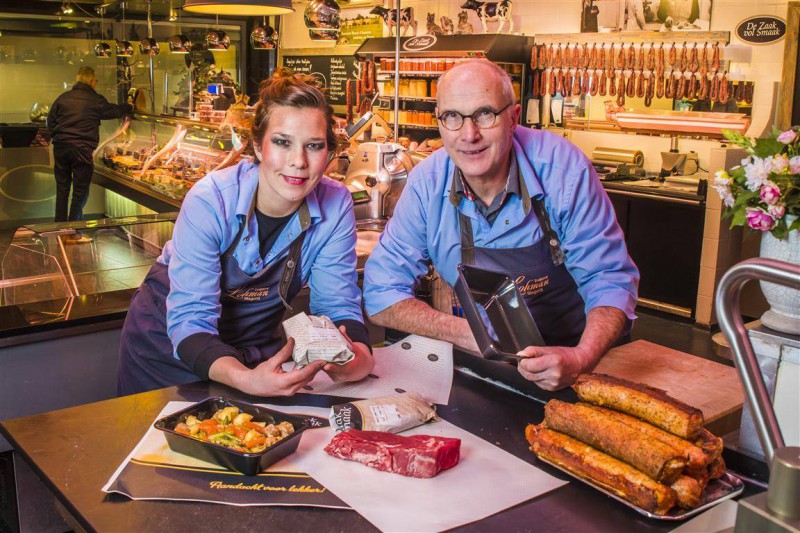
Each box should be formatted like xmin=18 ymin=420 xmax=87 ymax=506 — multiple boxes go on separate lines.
xmin=0 ymin=214 xmax=176 ymax=331
xmin=94 ymin=113 xmax=250 ymax=207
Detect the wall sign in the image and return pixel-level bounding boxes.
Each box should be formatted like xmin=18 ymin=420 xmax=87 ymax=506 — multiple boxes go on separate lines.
xmin=282 ymin=55 xmax=359 ymax=107
xmin=736 ymin=16 xmax=786 ymax=44
xmin=403 ymin=35 xmax=437 ymax=52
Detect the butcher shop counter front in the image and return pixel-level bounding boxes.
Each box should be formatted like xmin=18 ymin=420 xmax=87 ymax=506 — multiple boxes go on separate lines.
xmin=0 ymin=369 xmax=768 ymax=533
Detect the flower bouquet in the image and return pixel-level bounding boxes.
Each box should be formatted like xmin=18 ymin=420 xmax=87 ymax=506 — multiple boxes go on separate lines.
xmin=712 ymin=127 xmax=800 ymax=240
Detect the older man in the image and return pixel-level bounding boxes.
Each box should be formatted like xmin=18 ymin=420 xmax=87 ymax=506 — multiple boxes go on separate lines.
xmin=363 ymin=59 xmax=639 ymax=391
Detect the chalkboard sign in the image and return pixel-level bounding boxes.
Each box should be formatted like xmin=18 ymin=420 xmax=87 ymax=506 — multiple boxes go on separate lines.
xmin=282 ymin=54 xmax=360 ymax=107
xmin=736 ymin=16 xmax=786 ymax=44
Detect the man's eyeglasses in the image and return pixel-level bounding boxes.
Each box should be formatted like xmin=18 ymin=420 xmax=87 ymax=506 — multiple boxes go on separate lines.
xmin=437 ymin=103 xmax=513 ymax=131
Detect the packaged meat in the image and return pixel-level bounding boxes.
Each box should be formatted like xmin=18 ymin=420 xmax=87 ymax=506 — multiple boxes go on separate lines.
xmin=282 ymin=312 xmax=355 ymax=369
xmin=329 ymin=392 xmax=436 ymax=434
xmin=324 ymin=430 xmax=461 ymax=478
xmin=573 ymin=373 xmax=704 ymax=439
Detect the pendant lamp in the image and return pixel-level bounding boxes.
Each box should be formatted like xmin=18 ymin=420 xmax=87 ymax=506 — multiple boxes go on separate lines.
xmin=183 ymin=0 xmax=294 ymax=16
xmin=206 ymin=29 xmax=231 ymax=51
xmin=94 ymin=6 xmax=111 ymax=58
xmin=116 ymin=2 xmax=133 ymax=57
xmin=139 ymin=38 xmax=160 ymax=56
xmin=251 ymin=18 xmax=278 ymax=50
xmin=169 ymin=34 xmax=192 ymax=54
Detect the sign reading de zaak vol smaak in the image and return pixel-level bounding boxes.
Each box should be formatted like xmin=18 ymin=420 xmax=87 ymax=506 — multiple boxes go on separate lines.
xmin=735 ymin=16 xmax=787 ymax=44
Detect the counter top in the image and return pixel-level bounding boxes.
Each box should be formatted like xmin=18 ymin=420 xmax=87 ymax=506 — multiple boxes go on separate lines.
xmin=0 ymin=370 xmax=766 ymax=532
xmin=601 ymin=178 xmax=706 ymax=203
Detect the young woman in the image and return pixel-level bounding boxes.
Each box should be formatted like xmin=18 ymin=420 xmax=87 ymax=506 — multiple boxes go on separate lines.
xmin=118 ymin=69 xmax=374 ymax=396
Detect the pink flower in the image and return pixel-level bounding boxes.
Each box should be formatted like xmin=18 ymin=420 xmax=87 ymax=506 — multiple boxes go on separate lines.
xmin=767 ymin=204 xmax=786 ymax=219
xmin=776 ymin=129 xmax=798 ymax=144
xmin=771 ymin=155 xmax=790 ymax=174
xmin=745 ymin=208 xmax=776 ymax=231
xmin=759 ymin=181 xmax=781 ymax=205
xmin=790 ymin=156 xmax=800 ymax=175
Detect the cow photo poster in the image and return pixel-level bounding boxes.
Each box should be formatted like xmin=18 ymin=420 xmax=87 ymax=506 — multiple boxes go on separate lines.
xmin=581 ymin=0 xmax=713 ymax=32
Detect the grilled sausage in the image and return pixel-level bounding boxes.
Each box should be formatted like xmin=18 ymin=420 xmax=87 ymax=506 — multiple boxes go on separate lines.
xmin=544 ymin=400 xmax=687 ymax=484
xmin=526 ymin=424 xmax=678 ymax=515
xmin=572 ymin=374 xmax=705 ymax=439
xmin=626 ymin=70 xmax=636 ymax=98
xmin=671 ymin=476 xmax=703 ymax=509
xmin=590 ymin=405 xmax=711 ymax=477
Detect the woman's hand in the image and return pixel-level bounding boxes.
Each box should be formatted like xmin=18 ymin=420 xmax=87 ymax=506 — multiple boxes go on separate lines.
xmin=323 ymin=326 xmax=375 ymax=383
xmin=210 ymin=338 xmax=326 ymax=397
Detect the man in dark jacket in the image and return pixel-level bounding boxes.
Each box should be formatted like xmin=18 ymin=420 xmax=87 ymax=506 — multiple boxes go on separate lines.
xmin=47 ymin=66 xmax=131 ymax=242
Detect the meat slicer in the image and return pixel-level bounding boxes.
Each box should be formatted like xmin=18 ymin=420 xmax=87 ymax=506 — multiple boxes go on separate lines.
xmin=341 ymin=111 xmax=418 ymax=227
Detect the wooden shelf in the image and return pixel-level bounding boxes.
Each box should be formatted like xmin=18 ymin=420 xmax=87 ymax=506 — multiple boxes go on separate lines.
xmin=377 ymin=95 xmax=437 ymax=103
xmin=386 ymin=122 xmax=439 ymax=130
xmin=533 ymin=31 xmax=730 ymax=45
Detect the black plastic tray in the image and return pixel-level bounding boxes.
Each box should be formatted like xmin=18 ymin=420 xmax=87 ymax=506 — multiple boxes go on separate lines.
xmin=153 ymin=397 xmax=310 ymax=476
xmin=454 ymin=264 xmax=544 ymax=364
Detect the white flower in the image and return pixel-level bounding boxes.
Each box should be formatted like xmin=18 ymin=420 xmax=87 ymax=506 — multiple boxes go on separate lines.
xmin=711 ymin=173 xmax=735 ymax=207
xmin=741 ymin=157 xmax=751 ymax=167
xmin=744 ymin=157 xmax=771 ymax=191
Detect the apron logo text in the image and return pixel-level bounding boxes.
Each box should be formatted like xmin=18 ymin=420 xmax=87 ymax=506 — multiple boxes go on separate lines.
xmin=225 ymin=287 xmax=270 ymax=302
xmin=515 ymin=274 xmax=550 ymax=297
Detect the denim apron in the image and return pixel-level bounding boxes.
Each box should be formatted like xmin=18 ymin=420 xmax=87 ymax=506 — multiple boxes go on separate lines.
xmin=117 ymin=204 xmax=308 ymax=395
xmin=454 ymin=176 xmax=587 ymax=347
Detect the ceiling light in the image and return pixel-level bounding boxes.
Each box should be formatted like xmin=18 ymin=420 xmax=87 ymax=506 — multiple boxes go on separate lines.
xmin=205 ymin=30 xmax=230 ymax=51
xmin=116 ymin=40 xmax=134 ymax=57
xmin=183 ymin=0 xmax=294 ymax=16
xmin=251 ymin=23 xmax=278 ymax=50
xmin=95 ymin=42 xmax=112 ymax=58
xmin=169 ymin=34 xmax=192 ymax=54
xmin=139 ymin=38 xmax=160 ymax=56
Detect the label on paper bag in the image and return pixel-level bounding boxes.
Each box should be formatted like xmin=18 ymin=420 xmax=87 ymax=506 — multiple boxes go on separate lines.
xmin=329 ymin=392 xmax=436 ymax=434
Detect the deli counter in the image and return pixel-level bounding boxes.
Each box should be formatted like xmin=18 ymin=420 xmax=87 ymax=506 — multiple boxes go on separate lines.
xmin=92 ymin=113 xmax=250 ymax=210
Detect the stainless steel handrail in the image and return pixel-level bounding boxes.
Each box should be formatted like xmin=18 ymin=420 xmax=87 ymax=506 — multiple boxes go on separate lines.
xmin=715 ymin=257 xmax=800 ymax=464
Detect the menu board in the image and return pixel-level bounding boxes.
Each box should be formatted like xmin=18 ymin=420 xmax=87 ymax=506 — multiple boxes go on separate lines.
xmin=282 ymin=55 xmax=360 ymax=107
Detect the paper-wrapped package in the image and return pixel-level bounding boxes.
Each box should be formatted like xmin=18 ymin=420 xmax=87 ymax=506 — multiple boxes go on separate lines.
xmin=282 ymin=312 xmax=355 ymax=369
xmin=329 ymin=392 xmax=437 ymax=434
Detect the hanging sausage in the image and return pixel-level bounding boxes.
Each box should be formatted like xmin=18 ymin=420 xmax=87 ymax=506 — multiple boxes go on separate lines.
xmin=550 ymin=69 xmax=557 ymax=97
xmin=718 ymin=72 xmax=730 ymax=104
xmin=665 ymin=72 xmax=676 ymax=99
xmin=598 ymin=69 xmax=607 ymax=96
xmin=668 ymin=43 xmax=677 ymax=68
xmin=636 ymin=70 xmax=645 ymax=98
xmin=572 ymin=69 xmax=582 ymax=96
xmin=582 ymin=69 xmax=591 ymax=96
xmin=645 ymin=72 xmax=654 ymax=107
xmin=656 ymin=70 xmax=665 ymax=98
xmin=696 ymin=73 xmax=709 ymax=100
xmin=679 ymin=43 xmax=688 ymax=72
xmin=744 ymin=82 xmax=754 ymax=104
xmin=676 ymin=72 xmax=687 ymax=99
xmin=531 ymin=45 xmax=538 ymax=70
xmin=627 ymin=43 xmax=636 ymax=69
xmin=609 ymin=69 xmax=617 ymax=96
xmin=699 ymin=43 xmax=708 ymax=77
xmin=581 ymin=43 xmax=590 ymax=69
xmin=616 ymin=73 xmax=626 ymax=106
xmin=687 ymin=73 xmax=697 ymax=100
xmin=607 ymin=43 xmax=615 ymax=71
xmin=617 ymin=43 xmax=626 ymax=70
xmin=689 ymin=43 xmax=699 ymax=73
xmin=709 ymin=72 xmax=720 ymax=102
xmin=573 ymin=44 xmax=581 ymax=69
xmin=711 ymin=42 xmax=720 ymax=72
xmin=626 ymin=70 xmax=636 ymax=98
xmin=646 ymin=43 xmax=656 ymax=70
xmin=656 ymin=43 xmax=665 ymax=77
xmin=636 ymin=44 xmax=645 ymax=70
xmin=532 ymin=69 xmax=540 ymax=97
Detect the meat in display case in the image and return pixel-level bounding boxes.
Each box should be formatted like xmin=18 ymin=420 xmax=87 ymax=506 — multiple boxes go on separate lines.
xmin=94 ymin=113 xmax=249 ymax=206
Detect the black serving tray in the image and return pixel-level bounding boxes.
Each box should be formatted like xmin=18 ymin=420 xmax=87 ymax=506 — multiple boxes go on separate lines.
xmin=154 ymin=397 xmax=310 ymax=476
xmin=454 ymin=264 xmax=544 ymax=364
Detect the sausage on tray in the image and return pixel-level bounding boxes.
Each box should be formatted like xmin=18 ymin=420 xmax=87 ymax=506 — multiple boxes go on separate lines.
xmin=526 ymin=424 xmax=678 ymax=515
xmin=572 ymin=374 xmax=705 ymax=440
xmin=544 ymin=400 xmax=687 ymax=484
xmin=589 ymin=404 xmax=711 ymax=477
xmin=671 ymin=476 xmax=703 ymax=509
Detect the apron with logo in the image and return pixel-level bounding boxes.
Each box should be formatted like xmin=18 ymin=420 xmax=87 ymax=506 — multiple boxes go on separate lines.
xmin=454 ymin=176 xmax=587 ymax=347
xmin=117 ymin=206 xmax=307 ymax=395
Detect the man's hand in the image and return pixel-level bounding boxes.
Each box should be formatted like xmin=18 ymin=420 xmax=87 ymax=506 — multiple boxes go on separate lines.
xmin=516 ymin=306 xmax=628 ymax=391
xmin=517 ymin=345 xmax=593 ymax=391
xmin=323 ymin=325 xmax=375 ymax=383
xmin=209 ymin=338 xmax=326 ymax=397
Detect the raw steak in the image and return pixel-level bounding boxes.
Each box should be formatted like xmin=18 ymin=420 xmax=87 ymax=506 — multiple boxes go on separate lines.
xmin=324 ymin=430 xmax=461 ymax=478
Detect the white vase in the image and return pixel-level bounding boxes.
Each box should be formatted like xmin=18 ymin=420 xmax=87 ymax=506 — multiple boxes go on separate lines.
xmin=759 ymin=215 xmax=800 ymax=335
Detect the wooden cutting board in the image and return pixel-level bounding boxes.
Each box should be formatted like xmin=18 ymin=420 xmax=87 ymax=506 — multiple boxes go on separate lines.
xmin=593 ymin=340 xmax=744 ymax=436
